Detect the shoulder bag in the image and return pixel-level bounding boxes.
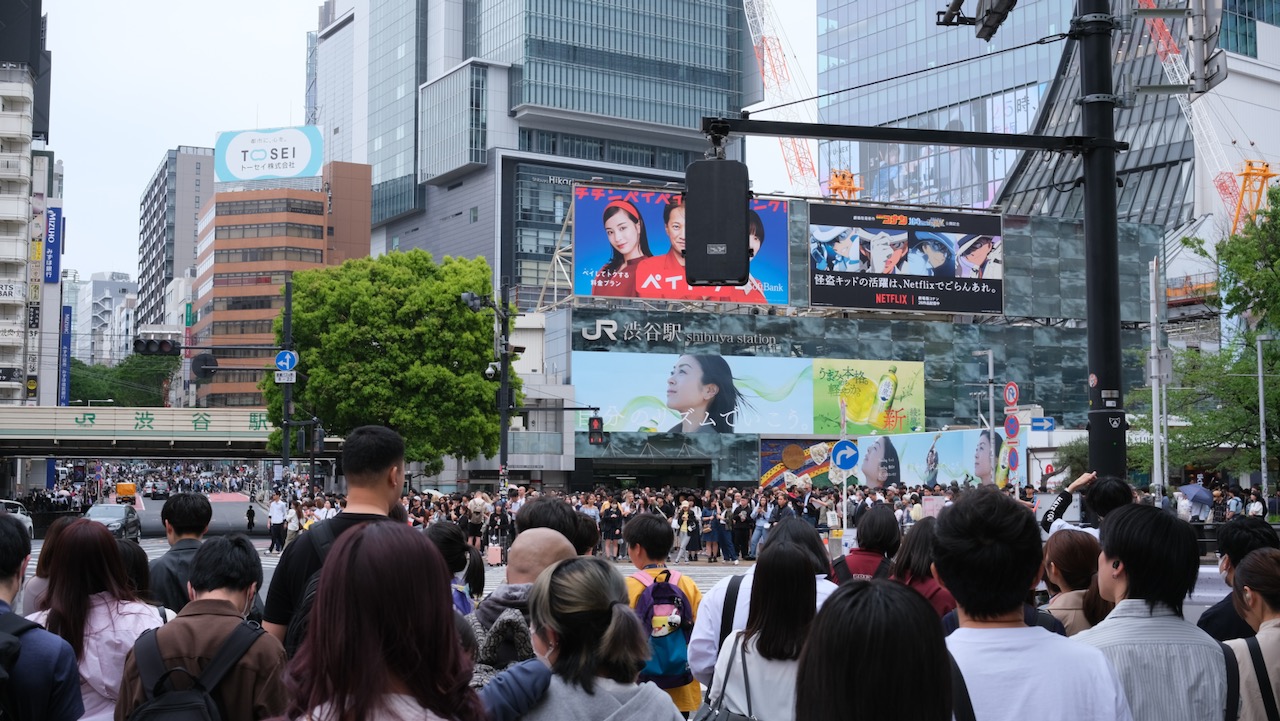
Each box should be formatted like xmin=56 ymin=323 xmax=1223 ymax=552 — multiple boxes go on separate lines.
xmin=692 ymin=632 xmax=756 ymax=721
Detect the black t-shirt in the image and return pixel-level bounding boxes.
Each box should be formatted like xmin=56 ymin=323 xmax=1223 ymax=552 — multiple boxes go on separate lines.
xmin=263 ymin=512 xmax=391 ymax=627
xmin=1197 ymin=592 xmax=1255 ymax=642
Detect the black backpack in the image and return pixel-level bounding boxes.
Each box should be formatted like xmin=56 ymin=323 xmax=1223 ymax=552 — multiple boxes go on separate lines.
xmin=284 ymin=519 xmax=337 ymax=658
xmin=126 ymin=621 xmax=263 ymax=721
xmin=1 ymin=612 xmax=40 ymax=721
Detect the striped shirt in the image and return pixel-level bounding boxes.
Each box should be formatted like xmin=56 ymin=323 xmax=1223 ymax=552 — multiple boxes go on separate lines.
xmin=1076 ymin=599 xmax=1227 ymax=721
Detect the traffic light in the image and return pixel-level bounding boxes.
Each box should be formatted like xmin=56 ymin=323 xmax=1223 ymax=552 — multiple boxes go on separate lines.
xmin=588 ymin=415 xmax=606 ymax=446
xmin=133 ymin=337 xmax=181 ymax=356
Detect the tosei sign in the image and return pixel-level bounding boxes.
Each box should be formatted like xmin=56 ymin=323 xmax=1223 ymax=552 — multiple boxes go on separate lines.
xmin=808 ymin=203 xmax=1004 ymax=314
xmin=214 ymin=126 xmax=324 ymax=182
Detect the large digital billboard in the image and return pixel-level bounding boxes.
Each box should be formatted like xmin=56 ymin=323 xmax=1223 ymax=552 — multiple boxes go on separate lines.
xmin=572 ymin=185 xmax=789 ymax=305
xmin=215 ymin=126 xmax=324 ymax=182
xmin=808 ymin=203 xmax=1003 ymax=314
xmin=572 ymin=351 xmax=923 ymax=436
xmin=853 ymin=428 xmax=1024 ymax=488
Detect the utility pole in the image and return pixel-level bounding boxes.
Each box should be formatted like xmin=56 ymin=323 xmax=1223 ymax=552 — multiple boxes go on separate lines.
xmin=1079 ymin=0 xmax=1127 ymax=477
xmin=1149 ymin=259 xmax=1164 ymax=502
xmin=497 ymin=282 xmax=513 ymax=489
xmin=281 ymin=279 xmax=292 ymax=477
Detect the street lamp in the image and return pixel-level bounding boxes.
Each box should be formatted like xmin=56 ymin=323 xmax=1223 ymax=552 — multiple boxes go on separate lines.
xmin=973 ymin=350 xmax=995 ymax=481
xmin=1259 ymin=334 xmax=1275 ymax=496
xmin=70 ymin=398 xmax=115 ymax=406
xmin=462 ymin=283 xmax=514 ymax=488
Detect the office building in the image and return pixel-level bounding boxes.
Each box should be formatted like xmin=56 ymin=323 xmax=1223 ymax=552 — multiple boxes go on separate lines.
xmin=190 ymin=161 xmax=370 ymax=407
xmin=0 ymin=64 xmax=34 ymax=405
xmin=74 ymin=272 xmax=137 ymax=367
xmin=309 ymin=0 xmax=754 ymax=307
xmin=137 ymin=146 xmax=215 ymax=325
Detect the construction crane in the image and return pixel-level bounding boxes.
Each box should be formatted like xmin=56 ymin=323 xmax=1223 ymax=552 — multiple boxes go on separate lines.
xmin=1233 ymin=160 xmax=1277 ymax=234
xmin=741 ymin=0 xmax=822 ymax=196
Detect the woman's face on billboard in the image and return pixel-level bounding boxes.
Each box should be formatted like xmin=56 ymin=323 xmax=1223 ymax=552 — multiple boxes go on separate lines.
xmin=604 ymin=210 xmax=643 ymax=259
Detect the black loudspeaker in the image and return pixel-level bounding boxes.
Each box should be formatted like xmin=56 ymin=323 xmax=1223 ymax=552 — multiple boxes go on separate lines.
xmin=684 ymin=159 xmax=751 ymax=286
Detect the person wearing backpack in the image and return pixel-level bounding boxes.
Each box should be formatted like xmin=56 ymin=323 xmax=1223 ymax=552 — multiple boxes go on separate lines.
xmin=833 ymin=505 xmax=900 ymax=584
xmin=115 ymin=534 xmax=287 ymax=720
xmin=263 ymin=426 xmax=403 ymax=650
xmin=622 ymin=513 xmax=703 ymax=716
xmin=0 ymin=513 xmax=83 ymax=721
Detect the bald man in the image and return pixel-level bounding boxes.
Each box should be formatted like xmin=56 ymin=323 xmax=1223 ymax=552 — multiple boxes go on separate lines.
xmin=467 ymin=528 xmax=576 ymax=686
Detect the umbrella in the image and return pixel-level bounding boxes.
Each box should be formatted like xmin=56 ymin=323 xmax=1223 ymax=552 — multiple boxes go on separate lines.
xmin=1179 ymin=484 xmax=1214 ymax=507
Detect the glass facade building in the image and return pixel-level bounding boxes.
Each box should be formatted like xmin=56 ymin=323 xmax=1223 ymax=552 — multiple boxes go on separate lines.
xmin=817 ymin=0 xmax=1072 ymax=208
xmin=368 ymin=0 xmax=427 ymax=224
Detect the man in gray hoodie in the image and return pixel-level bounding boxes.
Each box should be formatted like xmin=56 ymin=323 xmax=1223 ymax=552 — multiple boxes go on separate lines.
xmin=468 ymin=527 xmax=577 ymax=685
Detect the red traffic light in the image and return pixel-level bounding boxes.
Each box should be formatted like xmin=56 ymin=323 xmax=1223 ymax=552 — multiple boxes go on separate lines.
xmin=588 ymin=415 xmax=606 ymax=446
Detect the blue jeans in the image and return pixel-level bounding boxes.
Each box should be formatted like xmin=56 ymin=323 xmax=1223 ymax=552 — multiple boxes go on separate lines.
xmin=749 ymin=525 xmax=767 ymax=558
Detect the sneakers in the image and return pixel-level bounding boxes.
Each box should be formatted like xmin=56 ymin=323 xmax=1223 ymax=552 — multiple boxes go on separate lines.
xmin=734 ymin=559 xmax=740 ymax=565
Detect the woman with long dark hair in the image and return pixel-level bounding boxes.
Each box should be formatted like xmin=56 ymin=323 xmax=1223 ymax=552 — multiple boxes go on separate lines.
xmin=520 ymin=556 xmax=682 ymax=721
xmin=25 ymin=519 xmax=164 ymax=721
xmin=283 ymin=522 xmax=486 ymax=721
xmin=1043 ymin=529 xmax=1113 ymax=635
xmin=426 ymin=521 xmax=478 ymax=614
xmin=665 ymin=354 xmax=744 ymax=433
xmin=889 ymin=516 xmax=956 ymax=617
xmin=18 ymin=514 xmax=71 ymax=613
xmin=796 ymin=580 xmax=952 ymax=721
xmin=704 ymin=542 xmax=816 ymax=721
xmin=592 ymin=200 xmax=652 ymax=297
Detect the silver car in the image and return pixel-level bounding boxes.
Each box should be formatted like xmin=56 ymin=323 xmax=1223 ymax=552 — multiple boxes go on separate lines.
xmin=1 ymin=500 xmax=34 ymax=539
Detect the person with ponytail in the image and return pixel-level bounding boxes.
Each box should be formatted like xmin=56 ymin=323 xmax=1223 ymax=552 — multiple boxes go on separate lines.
xmin=519 ymin=556 xmax=683 ymax=721
xmin=281 ymin=522 xmax=486 ymax=721
xmin=593 ymin=200 xmax=652 ymax=297
xmin=1043 ymin=528 xmax=1114 ymax=635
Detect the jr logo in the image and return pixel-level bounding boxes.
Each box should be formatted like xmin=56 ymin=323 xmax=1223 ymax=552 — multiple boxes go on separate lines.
xmin=582 ymin=319 xmax=618 ymax=341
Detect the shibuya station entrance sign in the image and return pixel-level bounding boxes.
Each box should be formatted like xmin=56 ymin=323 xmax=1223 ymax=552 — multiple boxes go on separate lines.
xmin=808 ymin=203 xmax=1004 ymax=315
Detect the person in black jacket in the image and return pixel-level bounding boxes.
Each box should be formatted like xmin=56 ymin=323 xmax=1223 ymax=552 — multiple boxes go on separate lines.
xmin=1197 ymin=516 xmax=1280 ymax=641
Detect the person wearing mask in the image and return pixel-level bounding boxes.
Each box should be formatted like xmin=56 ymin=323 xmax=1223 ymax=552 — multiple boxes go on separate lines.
xmin=1077 ymin=504 xmax=1227 ymax=721
xmin=281 ymin=522 xmax=487 ymax=721
xmin=520 ymin=556 xmax=684 ymax=721
xmin=1224 ymin=547 xmax=1280 ymax=721
xmin=26 ymin=519 xmax=165 ymax=721
xmin=263 ymin=426 xmax=402 ymax=644
xmin=115 ymin=535 xmax=287 ymax=720
xmin=934 ymin=488 xmax=1132 ymax=721
xmin=1199 ymin=516 xmax=1280 ymax=642
xmin=0 ymin=514 xmax=82 ymax=721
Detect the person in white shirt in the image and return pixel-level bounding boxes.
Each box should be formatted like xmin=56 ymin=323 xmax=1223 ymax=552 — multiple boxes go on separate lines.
xmin=704 ymin=542 xmax=813 ymax=721
xmin=934 ymin=488 xmax=1133 ymax=721
xmin=689 ymin=517 xmax=840 ymax=684
xmin=268 ymin=492 xmax=287 ymax=554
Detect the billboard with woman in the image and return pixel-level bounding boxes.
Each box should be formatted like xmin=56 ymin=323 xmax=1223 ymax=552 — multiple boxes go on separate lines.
xmin=852 ymin=428 xmax=1022 ymax=488
xmin=573 ymin=185 xmax=789 ymax=305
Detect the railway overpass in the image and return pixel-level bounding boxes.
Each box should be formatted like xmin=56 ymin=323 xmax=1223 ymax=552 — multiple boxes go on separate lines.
xmin=0 ymin=407 xmax=339 ymax=458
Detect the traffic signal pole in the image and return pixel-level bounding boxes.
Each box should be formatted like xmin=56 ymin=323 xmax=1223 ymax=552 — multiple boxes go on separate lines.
xmin=281 ymin=279 xmax=293 ymax=475
xmin=498 ymin=282 xmax=512 ymax=488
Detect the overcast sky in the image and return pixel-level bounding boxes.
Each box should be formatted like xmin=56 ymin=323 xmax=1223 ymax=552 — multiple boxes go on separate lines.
xmin=42 ymin=0 xmax=816 ymax=280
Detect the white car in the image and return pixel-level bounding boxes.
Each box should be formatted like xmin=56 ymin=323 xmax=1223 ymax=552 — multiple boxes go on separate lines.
xmin=1 ymin=500 xmax=34 ymax=538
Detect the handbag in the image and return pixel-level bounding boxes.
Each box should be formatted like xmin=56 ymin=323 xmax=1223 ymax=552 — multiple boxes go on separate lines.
xmin=692 ymin=632 xmax=756 ymax=721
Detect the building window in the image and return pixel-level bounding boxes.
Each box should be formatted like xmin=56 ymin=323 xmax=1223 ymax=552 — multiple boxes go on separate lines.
xmin=470 ymin=207 xmax=479 ymax=223
xmin=214 ymin=223 xmax=324 ymax=240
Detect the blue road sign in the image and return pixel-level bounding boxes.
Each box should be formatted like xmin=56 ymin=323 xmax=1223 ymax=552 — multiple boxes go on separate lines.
xmin=1004 ymin=415 xmax=1020 ymax=439
xmin=275 ymin=351 xmax=298 ymax=372
xmin=1031 ymin=417 xmax=1056 ymax=432
xmin=1008 ymin=447 xmax=1020 ymax=472
xmin=832 ymin=439 xmax=859 ymax=470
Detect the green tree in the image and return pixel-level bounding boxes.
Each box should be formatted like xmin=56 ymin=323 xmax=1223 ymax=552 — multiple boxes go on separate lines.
xmin=261 ymin=251 xmax=515 ymax=475
xmin=1128 ymin=340 xmax=1280 ymax=478
xmin=69 ymin=355 xmax=178 ymax=406
xmin=1185 ymin=184 xmax=1280 ymax=329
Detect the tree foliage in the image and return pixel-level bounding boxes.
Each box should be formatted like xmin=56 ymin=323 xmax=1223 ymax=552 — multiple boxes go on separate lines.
xmin=1186 ymin=184 xmax=1280 ymax=329
xmin=1128 ymin=340 xmax=1280 ymax=478
xmin=261 ymin=251 xmax=514 ymax=475
xmin=68 ymin=355 xmax=179 ymax=406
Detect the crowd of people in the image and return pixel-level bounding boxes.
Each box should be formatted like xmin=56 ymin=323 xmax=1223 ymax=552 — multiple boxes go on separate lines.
xmin=5 ymin=425 xmax=1280 ymax=721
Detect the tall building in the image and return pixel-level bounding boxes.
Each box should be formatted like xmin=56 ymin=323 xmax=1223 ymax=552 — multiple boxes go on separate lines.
xmin=0 ymin=64 xmax=35 ymax=405
xmin=137 ymin=146 xmax=215 ymax=325
xmin=190 ymin=162 xmax=371 ymax=407
xmin=0 ymin=0 xmax=51 ymax=143
xmin=310 ymin=0 xmax=754 ymax=307
xmin=74 ymin=272 xmax=137 ymax=366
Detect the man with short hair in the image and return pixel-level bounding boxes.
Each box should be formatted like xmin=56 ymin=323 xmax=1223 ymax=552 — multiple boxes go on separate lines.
xmin=263 ymin=425 xmax=402 ymax=643
xmin=1040 ymin=471 xmax=1134 ymax=538
xmin=0 ymin=513 xmax=82 ymax=721
xmin=622 ymin=513 xmax=703 ymax=716
xmin=1077 ymin=504 xmax=1227 ymax=721
xmin=267 ymin=492 xmax=287 ymax=554
xmin=934 ymin=488 xmax=1132 ymax=721
xmin=1199 ymin=516 xmax=1280 ymax=641
xmin=149 ymin=492 xmax=214 ymax=613
xmin=116 ymin=535 xmax=288 ymax=720
xmin=512 ymin=495 xmax=579 ymax=541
